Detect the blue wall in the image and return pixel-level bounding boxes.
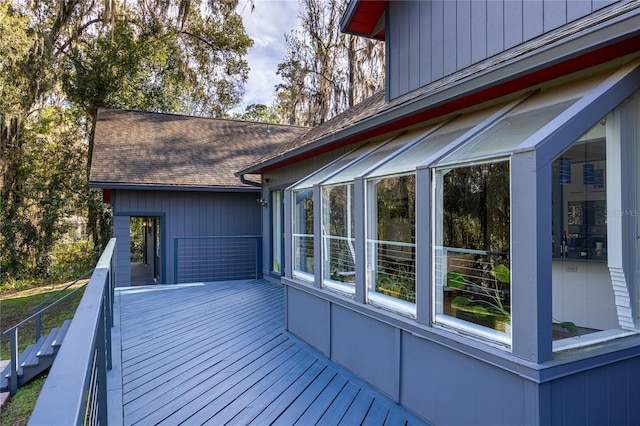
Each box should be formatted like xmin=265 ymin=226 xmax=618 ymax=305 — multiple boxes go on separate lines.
xmin=284 ymin=282 xmax=640 ymax=425
xmin=386 ymin=0 xmax=617 ymax=100
xmin=111 ymin=189 xmax=261 ymax=285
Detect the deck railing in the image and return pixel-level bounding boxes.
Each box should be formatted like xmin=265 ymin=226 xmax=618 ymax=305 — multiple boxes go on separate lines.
xmin=174 ymin=236 xmax=262 ymax=283
xmin=29 ymin=238 xmax=116 ymax=426
xmin=1 ymin=269 xmax=93 ymax=396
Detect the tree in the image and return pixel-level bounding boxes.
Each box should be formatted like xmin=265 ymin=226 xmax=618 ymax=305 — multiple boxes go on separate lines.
xmin=233 ymin=103 xmax=279 ymax=123
xmin=0 ymin=0 xmax=253 ymax=280
xmin=274 ymin=0 xmax=384 ymax=126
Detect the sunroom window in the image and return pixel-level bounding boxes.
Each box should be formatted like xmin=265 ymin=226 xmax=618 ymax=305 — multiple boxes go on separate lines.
xmin=316 ymin=130 xmax=433 ymax=295
xmin=366 ymin=174 xmax=417 ymax=311
xmin=290 ymin=143 xmax=386 ymax=282
xmin=292 ymin=189 xmax=314 ymax=281
xmin=321 ymin=183 xmax=356 ymax=293
xmin=431 ymin=74 xmax=607 ymax=346
xmin=551 ymin=95 xmax=639 ymax=351
xmin=434 ymin=161 xmax=511 ymax=340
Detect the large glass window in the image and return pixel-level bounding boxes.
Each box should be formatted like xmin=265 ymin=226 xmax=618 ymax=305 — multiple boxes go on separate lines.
xmin=271 ymin=190 xmax=283 ymax=275
xmin=321 ymin=183 xmax=356 ymax=293
xmin=366 ymin=174 xmax=416 ymax=315
xmin=434 ymin=161 xmax=511 ymax=342
xmin=292 ymin=189 xmax=314 ymax=281
xmin=551 ymin=117 xmax=636 ymax=351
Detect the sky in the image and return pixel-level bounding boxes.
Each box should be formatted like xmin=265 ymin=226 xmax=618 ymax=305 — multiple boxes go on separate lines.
xmin=234 ymin=0 xmax=301 ymax=113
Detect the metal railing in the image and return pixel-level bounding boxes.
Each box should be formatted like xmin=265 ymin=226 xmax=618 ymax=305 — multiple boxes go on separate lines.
xmin=293 ymin=233 xmax=314 ymax=275
xmin=29 ymin=238 xmax=116 ymax=426
xmin=174 ymin=236 xmax=262 ymax=284
xmin=32 ymin=269 xmax=94 ymax=341
xmin=322 ymin=235 xmax=356 ymax=283
xmin=1 ymin=270 xmax=93 ymax=396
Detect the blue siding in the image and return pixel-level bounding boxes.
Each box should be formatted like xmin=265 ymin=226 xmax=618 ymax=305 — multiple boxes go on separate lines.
xmin=386 ymin=0 xmax=618 ymax=100
xmin=470 ymin=0 xmax=487 ymax=62
xmin=504 ymin=0 xmax=523 ymax=49
xmin=549 ymin=358 xmax=640 ymax=425
xmin=112 ymin=190 xmax=261 ymax=285
xmin=285 ymin=280 xmax=640 ymax=425
xmin=330 ymin=304 xmax=400 ymax=401
xmin=285 ymin=286 xmax=331 ymax=356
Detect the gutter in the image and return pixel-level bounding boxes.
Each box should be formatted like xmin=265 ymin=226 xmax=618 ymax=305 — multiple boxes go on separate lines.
xmin=239 ymin=174 xmax=261 ymax=187
xmin=88 ymin=182 xmax=261 ymax=193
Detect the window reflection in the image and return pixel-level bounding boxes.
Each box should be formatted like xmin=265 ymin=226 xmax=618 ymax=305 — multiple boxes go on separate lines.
xmin=367 ymin=174 xmax=416 ymax=313
xmin=322 ymin=184 xmax=356 ymax=290
xmin=436 ymin=161 xmax=511 ymax=335
xmin=293 ymin=189 xmax=314 ymax=279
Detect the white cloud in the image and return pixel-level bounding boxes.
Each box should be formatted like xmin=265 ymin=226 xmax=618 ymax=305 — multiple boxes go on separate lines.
xmin=235 ymin=0 xmax=301 ymax=113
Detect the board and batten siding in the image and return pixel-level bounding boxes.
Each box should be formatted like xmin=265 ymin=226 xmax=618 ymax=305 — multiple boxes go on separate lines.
xmin=386 ymin=0 xmax=618 ymax=100
xmin=111 ymin=189 xmax=261 ymax=285
xmin=284 ymin=283 xmax=640 ymax=425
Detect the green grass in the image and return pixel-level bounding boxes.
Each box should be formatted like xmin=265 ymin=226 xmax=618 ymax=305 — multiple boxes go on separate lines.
xmin=1 ymin=284 xmax=86 ymax=360
xmin=0 ymin=375 xmax=47 ymax=426
xmin=0 ymin=281 xmax=86 ymax=425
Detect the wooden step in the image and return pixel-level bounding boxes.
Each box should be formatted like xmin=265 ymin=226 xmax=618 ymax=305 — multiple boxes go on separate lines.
xmin=36 ymin=327 xmax=61 ymax=358
xmin=22 ymin=336 xmax=50 ymax=368
xmin=1 ymin=320 xmax=73 ymax=393
xmin=51 ymin=320 xmax=71 ymax=348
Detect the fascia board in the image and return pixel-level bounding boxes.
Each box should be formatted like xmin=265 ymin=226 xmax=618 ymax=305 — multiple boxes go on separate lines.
xmin=339 ymin=0 xmax=360 ymax=33
xmin=88 ymin=182 xmax=260 ymax=193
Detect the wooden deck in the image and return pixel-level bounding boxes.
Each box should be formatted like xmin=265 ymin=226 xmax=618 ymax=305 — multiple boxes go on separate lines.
xmin=112 ymin=279 xmax=428 ymax=425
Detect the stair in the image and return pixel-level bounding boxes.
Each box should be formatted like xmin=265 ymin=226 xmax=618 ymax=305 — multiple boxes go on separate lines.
xmin=1 ymin=320 xmax=72 ymax=393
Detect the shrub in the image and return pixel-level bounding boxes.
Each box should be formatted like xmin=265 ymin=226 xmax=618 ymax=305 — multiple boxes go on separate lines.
xmin=50 ymin=240 xmax=97 ymax=281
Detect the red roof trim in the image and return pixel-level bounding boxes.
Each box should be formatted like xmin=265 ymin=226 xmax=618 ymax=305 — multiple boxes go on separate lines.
xmin=343 ymin=0 xmax=387 ymax=40
xmin=260 ymin=34 xmax=640 ymax=174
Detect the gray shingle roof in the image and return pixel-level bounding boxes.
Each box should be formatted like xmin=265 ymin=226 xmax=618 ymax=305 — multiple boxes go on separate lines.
xmin=90 ymin=109 xmax=309 ymax=190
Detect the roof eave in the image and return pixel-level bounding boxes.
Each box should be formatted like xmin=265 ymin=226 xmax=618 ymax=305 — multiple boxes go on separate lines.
xmin=89 ymin=182 xmax=261 ymax=193
xmin=241 ymin=9 xmax=640 ymax=175
xmin=340 ymin=0 xmax=387 ymax=40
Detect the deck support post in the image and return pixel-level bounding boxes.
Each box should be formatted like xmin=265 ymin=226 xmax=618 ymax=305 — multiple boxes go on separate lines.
xmin=9 ymin=328 xmax=18 ymax=395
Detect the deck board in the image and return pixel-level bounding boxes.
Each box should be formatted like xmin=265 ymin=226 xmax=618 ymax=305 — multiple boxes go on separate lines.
xmin=114 ymin=280 xmax=428 ymax=425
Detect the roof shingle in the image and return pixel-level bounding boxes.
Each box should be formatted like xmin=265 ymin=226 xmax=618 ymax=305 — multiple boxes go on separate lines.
xmin=90 ymin=109 xmax=309 ymax=189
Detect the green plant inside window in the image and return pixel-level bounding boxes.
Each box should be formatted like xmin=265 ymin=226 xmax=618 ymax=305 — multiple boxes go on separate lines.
xmin=447 ymin=264 xmax=511 ymax=327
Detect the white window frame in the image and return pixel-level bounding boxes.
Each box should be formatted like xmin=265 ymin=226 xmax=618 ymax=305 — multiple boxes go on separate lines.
xmin=321 ymin=182 xmax=356 ymax=295
xmin=365 ymin=172 xmax=417 ymax=318
xmin=431 ymin=158 xmax=512 ymax=348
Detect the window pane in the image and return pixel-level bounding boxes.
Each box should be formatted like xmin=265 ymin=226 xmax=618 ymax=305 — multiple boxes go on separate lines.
xmin=271 ymin=190 xmax=282 ymax=274
xmin=371 ymin=105 xmax=503 ymax=177
xmin=323 ymin=136 xmax=410 ymax=186
xmin=367 ymin=174 xmax=416 ymax=314
xmin=551 ymin=121 xmax=624 ymax=350
xmin=370 ymin=128 xmax=468 ymax=177
xmin=293 ymin=189 xmax=314 ymax=279
xmin=436 ymin=74 xmax=605 ymax=166
xmin=290 ymin=140 xmax=386 ymax=190
xmin=322 ymin=184 xmax=356 ymax=291
xmin=442 ymin=100 xmax=574 ymax=164
xmin=435 ymin=161 xmax=511 ymax=337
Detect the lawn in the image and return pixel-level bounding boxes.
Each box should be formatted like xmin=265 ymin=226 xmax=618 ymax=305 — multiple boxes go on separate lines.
xmin=1 ymin=281 xmax=86 ymax=359
xmin=1 ymin=281 xmax=86 ymax=426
